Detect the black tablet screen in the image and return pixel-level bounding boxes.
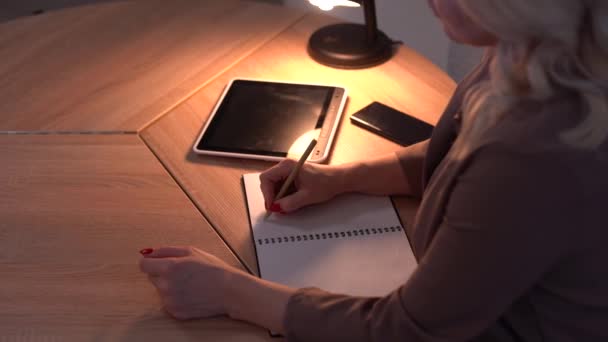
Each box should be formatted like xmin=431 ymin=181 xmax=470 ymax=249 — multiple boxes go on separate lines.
xmin=198 ymin=80 xmax=335 ymax=157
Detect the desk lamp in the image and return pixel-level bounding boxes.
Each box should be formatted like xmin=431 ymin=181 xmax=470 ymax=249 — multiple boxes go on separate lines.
xmin=307 ymin=0 xmax=393 ymax=69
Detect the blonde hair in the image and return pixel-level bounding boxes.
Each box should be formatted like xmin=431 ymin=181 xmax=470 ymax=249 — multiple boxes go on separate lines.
xmin=451 ymin=0 xmax=608 ymax=159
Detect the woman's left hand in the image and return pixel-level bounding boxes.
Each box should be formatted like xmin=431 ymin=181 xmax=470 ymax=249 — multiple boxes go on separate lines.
xmin=138 ymin=246 xmax=239 ymax=320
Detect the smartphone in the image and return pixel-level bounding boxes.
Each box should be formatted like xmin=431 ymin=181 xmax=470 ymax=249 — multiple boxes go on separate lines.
xmin=350 ymin=101 xmax=434 ymax=146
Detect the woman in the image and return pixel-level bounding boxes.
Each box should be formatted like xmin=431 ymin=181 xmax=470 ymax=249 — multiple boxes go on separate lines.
xmin=139 ymin=0 xmax=608 ymax=340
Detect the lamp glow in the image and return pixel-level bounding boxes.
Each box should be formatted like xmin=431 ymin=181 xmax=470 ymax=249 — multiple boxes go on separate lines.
xmin=308 ymin=0 xmax=360 ymax=11
xmin=287 ymin=129 xmax=321 ymax=158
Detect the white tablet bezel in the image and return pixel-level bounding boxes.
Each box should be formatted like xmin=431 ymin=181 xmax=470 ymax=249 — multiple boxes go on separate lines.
xmin=192 ymin=78 xmax=348 ymax=163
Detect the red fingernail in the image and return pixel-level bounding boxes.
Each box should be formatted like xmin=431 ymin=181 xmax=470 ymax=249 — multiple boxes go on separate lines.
xmin=269 ymin=203 xmax=282 ymax=213
xmin=139 ymin=248 xmax=153 ymax=255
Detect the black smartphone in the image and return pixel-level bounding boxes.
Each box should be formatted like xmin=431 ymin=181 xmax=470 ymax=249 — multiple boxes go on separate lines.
xmin=350 ymin=102 xmax=434 ymax=146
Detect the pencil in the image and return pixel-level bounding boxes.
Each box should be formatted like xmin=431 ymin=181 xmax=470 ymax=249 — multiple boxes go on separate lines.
xmin=265 ymin=138 xmax=318 ymax=218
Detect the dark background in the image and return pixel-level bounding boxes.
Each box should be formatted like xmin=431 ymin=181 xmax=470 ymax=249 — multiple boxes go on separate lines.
xmin=0 ymin=0 xmax=281 ymax=23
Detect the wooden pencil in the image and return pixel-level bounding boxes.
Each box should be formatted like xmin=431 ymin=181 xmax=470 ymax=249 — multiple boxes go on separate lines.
xmin=265 ymin=138 xmax=318 ymax=218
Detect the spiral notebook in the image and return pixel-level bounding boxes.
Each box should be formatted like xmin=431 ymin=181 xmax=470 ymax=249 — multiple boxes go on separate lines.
xmin=243 ymin=173 xmax=417 ymax=297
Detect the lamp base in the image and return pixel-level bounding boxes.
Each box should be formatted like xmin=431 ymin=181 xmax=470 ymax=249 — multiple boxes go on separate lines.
xmin=308 ymin=23 xmax=393 ymax=69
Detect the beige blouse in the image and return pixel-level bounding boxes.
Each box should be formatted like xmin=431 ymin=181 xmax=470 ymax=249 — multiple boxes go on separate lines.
xmin=283 ymin=52 xmax=608 ymax=341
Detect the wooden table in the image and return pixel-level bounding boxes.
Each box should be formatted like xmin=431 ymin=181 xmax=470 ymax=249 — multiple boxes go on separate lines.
xmin=0 ymin=1 xmax=456 ymax=341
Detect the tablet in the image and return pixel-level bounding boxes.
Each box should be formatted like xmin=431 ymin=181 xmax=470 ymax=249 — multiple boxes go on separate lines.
xmin=193 ymin=79 xmax=347 ymax=163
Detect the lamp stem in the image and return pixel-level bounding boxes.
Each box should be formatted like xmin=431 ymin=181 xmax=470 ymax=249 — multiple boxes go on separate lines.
xmin=362 ymin=0 xmax=378 ymax=43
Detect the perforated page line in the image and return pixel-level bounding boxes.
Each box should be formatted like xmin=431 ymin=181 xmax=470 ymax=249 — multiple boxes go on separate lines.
xmin=256 ymin=226 xmax=404 ymax=245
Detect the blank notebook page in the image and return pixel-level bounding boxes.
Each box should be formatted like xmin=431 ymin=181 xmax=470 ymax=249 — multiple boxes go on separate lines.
xmin=243 ymin=173 xmax=417 ymax=297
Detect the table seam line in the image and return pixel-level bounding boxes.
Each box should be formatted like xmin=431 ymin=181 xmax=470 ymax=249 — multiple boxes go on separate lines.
xmin=135 ymin=10 xmax=309 ymax=134
xmin=136 ymin=133 xmax=254 ymax=275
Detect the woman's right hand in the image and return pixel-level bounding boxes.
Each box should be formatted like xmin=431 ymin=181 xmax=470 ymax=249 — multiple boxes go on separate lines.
xmin=259 ymin=159 xmax=348 ymax=213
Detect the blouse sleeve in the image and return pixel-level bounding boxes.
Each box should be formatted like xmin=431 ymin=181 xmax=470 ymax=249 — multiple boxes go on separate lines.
xmin=395 ymin=140 xmax=430 ymax=198
xmin=283 ymin=144 xmax=578 ymax=342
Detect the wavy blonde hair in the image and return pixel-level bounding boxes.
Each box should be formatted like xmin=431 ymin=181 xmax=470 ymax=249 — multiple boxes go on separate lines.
xmin=451 ymin=0 xmax=608 ymax=159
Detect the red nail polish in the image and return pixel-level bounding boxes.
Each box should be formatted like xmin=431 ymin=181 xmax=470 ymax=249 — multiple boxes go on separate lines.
xmin=269 ymin=203 xmax=282 ymax=213
xmin=140 ymin=248 xmax=153 ymax=255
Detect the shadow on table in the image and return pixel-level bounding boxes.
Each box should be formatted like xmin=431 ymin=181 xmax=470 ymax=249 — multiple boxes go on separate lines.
xmin=118 ymin=311 xmax=270 ymax=341
xmin=185 ymin=149 xmax=274 ymax=172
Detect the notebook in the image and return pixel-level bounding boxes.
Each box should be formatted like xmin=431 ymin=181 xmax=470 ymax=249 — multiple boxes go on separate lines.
xmin=242 ymin=173 xmax=417 ymax=297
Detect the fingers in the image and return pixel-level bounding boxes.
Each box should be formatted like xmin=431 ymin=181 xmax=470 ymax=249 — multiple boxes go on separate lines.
xmin=275 ymin=190 xmax=312 ymax=213
xmin=148 ymin=275 xmax=169 ymax=292
xmin=139 ymin=257 xmax=175 ymax=276
xmin=260 ymin=179 xmax=276 ymax=210
xmin=147 ymin=246 xmax=193 ymax=258
xmin=139 ymin=246 xmax=195 ymax=275
xmin=260 ymin=160 xmax=295 ymax=207
xmin=146 ymin=277 xmax=189 ymax=320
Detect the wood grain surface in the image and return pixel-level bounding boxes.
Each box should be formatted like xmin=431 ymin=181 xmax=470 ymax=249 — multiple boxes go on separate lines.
xmin=141 ymin=12 xmax=457 ymax=272
xmin=0 ymin=135 xmax=273 ymax=341
xmin=0 ymin=0 xmax=304 ymax=132
xmin=0 ymin=2 xmax=457 ymax=339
